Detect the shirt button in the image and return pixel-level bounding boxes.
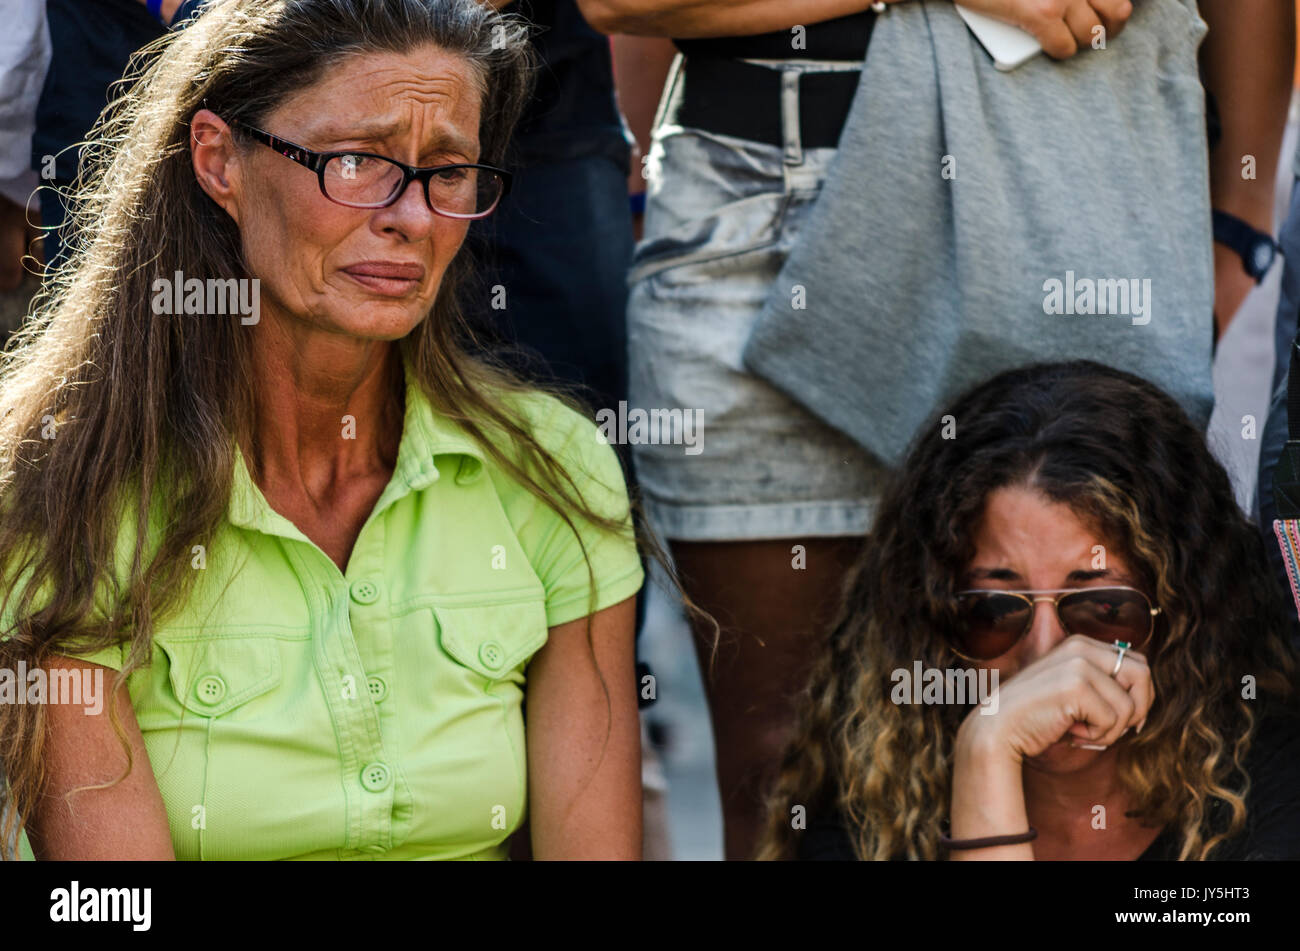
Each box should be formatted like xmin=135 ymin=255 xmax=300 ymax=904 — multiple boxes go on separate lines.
xmin=366 ymin=675 xmax=388 ymax=703
xmin=478 ymin=641 xmax=505 ymax=671
xmin=360 ymin=762 xmax=392 ymax=792
xmin=195 ymin=675 xmax=227 ymax=705
xmin=349 ymin=579 xmax=381 ymax=605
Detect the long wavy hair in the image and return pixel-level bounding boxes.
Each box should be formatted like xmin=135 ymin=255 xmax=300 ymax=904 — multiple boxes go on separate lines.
xmin=758 ymin=360 xmax=1298 ymax=861
xmin=0 ymin=0 xmax=667 ymax=859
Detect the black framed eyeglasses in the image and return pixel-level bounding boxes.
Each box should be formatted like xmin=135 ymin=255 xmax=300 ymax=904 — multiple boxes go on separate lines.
xmin=949 ymin=586 xmax=1161 ymax=661
xmin=225 ymin=118 xmax=511 ymax=219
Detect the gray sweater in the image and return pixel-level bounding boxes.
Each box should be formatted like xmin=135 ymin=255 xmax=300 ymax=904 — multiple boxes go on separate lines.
xmin=742 ymin=0 xmax=1215 ymax=469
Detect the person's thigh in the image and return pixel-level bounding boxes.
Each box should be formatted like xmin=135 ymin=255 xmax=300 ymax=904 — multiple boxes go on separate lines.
xmin=672 ymin=536 xmax=863 ymax=860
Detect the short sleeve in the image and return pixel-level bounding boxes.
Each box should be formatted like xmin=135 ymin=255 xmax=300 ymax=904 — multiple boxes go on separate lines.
xmin=503 ymin=396 xmax=645 ymax=628
xmin=0 ymin=574 xmax=128 ymax=671
xmin=0 ymin=505 xmax=141 ymax=674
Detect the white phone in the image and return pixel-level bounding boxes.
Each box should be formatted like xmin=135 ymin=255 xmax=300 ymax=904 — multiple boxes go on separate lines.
xmin=954 ymin=6 xmax=1042 ymax=72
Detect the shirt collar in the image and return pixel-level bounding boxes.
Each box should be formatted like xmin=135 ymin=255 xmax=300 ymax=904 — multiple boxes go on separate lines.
xmin=228 ymin=354 xmax=488 ymax=533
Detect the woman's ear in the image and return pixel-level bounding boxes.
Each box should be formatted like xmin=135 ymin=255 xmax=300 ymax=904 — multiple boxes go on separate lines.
xmin=190 ymin=108 xmax=242 ymax=225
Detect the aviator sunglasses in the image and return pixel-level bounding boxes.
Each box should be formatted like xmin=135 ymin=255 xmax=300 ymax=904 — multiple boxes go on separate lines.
xmin=949 ymin=586 xmax=1161 ymax=661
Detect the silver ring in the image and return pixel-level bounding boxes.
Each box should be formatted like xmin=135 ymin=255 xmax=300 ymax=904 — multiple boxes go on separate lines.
xmin=871 ymin=2 xmax=887 ymax=12
xmin=1110 ymin=643 xmax=1129 ymax=678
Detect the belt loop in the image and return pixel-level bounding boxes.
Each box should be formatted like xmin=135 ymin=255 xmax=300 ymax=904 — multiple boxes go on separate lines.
xmin=780 ymin=67 xmax=802 ymax=166
xmin=654 ymin=52 xmax=686 ymax=137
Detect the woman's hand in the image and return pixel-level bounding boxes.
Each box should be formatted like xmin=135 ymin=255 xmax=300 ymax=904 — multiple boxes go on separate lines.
xmin=946 ymin=0 xmax=1134 ymax=59
xmin=946 ymin=635 xmax=1153 ymax=859
xmin=963 ymin=634 xmax=1154 ymax=761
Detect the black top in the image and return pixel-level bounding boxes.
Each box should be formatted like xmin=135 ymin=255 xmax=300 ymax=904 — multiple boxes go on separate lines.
xmin=674 ymin=12 xmax=876 ymax=62
xmin=34 ymin=0 xmax=165 ymax=184
xmin=799 ymin=710 xmax=1300 ymax=861
xmin=509 ymin=0 xmax=630 ymax=169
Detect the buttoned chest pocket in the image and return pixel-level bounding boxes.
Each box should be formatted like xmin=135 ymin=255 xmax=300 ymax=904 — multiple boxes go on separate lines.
xmin=159 ymin=637 xmax=283 ymax=717
xmin=434 ymin=599 xmax=549 ymax=684
xmin=138 ymin=635 xmax=331 ymax=860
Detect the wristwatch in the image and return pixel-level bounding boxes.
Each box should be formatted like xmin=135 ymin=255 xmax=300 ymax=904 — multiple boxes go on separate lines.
xmin=1213 ymin=209 xmax=1279 ymax=284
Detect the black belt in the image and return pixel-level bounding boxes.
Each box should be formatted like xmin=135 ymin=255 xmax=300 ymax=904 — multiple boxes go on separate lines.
xmin=663 ymin=56 xmax=861 ymax=151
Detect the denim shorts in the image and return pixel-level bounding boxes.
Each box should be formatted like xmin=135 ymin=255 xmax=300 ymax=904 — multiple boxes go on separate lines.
xmin=626 ymin=58 xmax=886 ymax=542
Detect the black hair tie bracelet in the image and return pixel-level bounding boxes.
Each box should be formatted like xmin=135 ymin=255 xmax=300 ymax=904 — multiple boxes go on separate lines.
xmin=939 ymin=827 xmax=1038 ymax=850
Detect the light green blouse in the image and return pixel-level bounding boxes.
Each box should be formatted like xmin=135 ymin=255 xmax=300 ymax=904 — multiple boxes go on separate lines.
xmin=13 ymin=362 xmax=643 ymax=860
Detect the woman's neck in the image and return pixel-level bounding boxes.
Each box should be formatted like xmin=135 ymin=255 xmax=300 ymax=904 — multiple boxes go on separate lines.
xmin=1021 ymin=747 xmax=1160 ymax=859
xmin=244 ymin=316 xmax=404 ymax=496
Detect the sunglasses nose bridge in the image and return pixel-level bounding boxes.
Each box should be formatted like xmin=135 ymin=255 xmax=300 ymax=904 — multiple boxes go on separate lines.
xmin=1021 ymin=595 xmax=1071 ymax=653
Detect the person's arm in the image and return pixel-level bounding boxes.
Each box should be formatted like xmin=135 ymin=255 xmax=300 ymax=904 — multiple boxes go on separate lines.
xmin=1199 ymin=0 xmax=1295 ymax=338
xmin=578 ymin=0 xmax=1131 ymax=56
xmin=24 ymin=657 xmax=175 ymax=860
xmin=525 ymin=596 xmax=642 ymax=859
xmin=611 ymin=35 xmax=678 ymax=240
xmin=578 ymin=0 xmax=879 ymax=38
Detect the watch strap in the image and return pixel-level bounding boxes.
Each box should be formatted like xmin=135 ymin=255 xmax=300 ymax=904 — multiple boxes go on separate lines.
xmin=1213 ymin=209 xmax=1277 ymax=283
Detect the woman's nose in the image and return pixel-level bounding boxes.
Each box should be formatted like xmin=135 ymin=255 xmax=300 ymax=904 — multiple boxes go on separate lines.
xmin=1017 ymin=599 xmax=1068 ymax=664
xmin=378 ymin=176 xmax=440 ymax=239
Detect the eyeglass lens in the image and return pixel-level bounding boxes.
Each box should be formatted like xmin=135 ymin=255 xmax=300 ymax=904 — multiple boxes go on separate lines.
xmin=322 ymin=154 xmax=502 ymax=215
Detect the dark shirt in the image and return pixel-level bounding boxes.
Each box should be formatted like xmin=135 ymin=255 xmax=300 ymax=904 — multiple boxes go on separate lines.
xmin=674 ymin=12 xmax=876 ymax=61
xmin=34 ymin=0 xmax=165 ymax=184
xmin=799 ymin=710 xmax=1300 ymax=861
xmin=509 ymin=0 xmax=630 ymax=170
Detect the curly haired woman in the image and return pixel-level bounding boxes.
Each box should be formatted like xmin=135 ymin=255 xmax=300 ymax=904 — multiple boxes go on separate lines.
xmin=760 ymin=361 xmax=1300 ymax=861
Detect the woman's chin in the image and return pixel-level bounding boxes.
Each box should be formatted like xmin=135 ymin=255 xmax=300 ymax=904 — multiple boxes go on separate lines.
xmin=1027 ymin=738 xmax=1106 ymax=772
xmin=328 ymin=307 xmax=426 ymax=342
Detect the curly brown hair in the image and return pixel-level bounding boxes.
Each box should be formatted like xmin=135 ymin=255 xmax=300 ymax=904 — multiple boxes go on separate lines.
xmin=758 ymin=360 xmax=1298 ymax=861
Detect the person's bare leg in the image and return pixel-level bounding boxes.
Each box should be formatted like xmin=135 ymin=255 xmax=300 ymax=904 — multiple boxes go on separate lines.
xmin=671 ymin=537 xmax=864 ymax=860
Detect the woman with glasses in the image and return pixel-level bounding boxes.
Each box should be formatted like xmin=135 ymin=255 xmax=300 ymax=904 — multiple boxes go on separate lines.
xmin=758 ymin=361 xmax=1300 ymax=861
xmin=0 ymin=0 xmax=645 ymax=860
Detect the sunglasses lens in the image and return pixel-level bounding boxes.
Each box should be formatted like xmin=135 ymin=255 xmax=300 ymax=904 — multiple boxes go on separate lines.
xmin=1058 ymin=588 xmax=1152 ymax=647
xmin=955 ymin=593 xmax=1031 ymax=660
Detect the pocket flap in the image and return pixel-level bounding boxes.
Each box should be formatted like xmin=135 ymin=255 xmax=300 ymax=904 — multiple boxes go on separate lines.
xmin=434 ymin=600 xmax=548 ymax=680
xmin=159 ymin=637 xmax=282 ymax=717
